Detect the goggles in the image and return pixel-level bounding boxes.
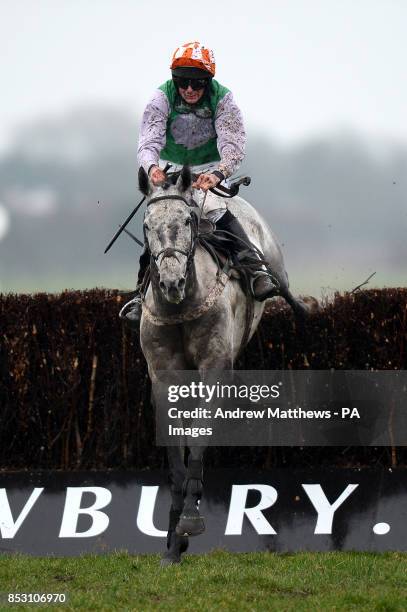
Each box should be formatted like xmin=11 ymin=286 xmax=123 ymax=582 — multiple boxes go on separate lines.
xmin=173 ymin=77 xmax=209 ymax=91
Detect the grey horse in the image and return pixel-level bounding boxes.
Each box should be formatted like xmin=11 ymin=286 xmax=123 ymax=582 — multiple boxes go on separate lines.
xmin=137 ymin=165 xmax=313 ymax=565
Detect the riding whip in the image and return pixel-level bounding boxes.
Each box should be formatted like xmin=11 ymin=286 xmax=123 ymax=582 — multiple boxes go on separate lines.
xmin=104 ymin=163 xmax=173 ymax=254
xmin=104 ymin=196 xmax=146 ymax=254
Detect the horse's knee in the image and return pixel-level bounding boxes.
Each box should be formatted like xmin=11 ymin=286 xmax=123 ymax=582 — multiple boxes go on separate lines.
xmin=198 ymin=358 xmax=233 ymax=372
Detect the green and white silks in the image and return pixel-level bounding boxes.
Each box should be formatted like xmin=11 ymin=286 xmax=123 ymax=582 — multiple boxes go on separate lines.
xmin=137 ymin=79 xmax=246 ymax=179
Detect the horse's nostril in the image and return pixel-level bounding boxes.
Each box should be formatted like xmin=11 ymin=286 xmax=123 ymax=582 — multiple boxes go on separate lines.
xmin=178 ymin=278 xmax=186 ymax=289
xmin=159 ymin=281 xmax=165 ymax=291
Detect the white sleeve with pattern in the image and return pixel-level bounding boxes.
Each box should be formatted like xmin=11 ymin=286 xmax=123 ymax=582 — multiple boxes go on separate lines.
xmin=214 ymin=91 xmax=246 ymax=178
xmin=137 ymin=90 xmax=170 ymax=173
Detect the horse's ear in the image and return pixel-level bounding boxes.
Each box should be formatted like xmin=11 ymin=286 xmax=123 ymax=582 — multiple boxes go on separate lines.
xmin=176 ymin=166 xmax=192 ymax=192
xmin=138 ymin=166 xmax=150 ymax=196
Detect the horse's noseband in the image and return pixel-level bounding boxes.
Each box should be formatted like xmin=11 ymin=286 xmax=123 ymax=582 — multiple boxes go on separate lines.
xmin=153 ymin=246 xmax=190 ymax=264
xmin=145 ymin=194 xmax=199 ymax=272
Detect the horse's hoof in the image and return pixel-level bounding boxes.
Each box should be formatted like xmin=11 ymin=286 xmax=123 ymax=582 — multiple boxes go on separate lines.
xmin=160 ymin=555 xmax=181 ymax=567
xmin=298 ymin=296 xmax=319 ymax=316
xmin=175 ymin=512 xmax=205 ymax=537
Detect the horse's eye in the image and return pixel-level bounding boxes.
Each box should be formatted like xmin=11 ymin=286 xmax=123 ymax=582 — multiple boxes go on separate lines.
xmin=143 ymin=223 xmax=149 ymax=231
xmin=185 ymin=217 xmax=191 ymax=226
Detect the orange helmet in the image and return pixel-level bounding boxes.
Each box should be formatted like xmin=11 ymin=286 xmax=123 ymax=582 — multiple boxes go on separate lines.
xmin=170 ymin=41 xmax=216 ymax=77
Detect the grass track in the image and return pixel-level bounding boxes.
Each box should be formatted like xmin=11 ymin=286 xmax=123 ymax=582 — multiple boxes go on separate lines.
xmin=0 ymin=551 xmax=406 ymax=611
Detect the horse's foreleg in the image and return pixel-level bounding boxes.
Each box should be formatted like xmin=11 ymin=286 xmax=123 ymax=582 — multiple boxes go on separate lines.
xmin=175 ymin=312 xmax=235 ymax=537
xmin=142 ymin=325 xmax=192 ymax=565
xmin=176 ymin=448 xmax=206 ymax=537
xmin=161 ymin=446 xmax=189 ymax=566
xmin=280 ymin=287 xmax=309 ymax=320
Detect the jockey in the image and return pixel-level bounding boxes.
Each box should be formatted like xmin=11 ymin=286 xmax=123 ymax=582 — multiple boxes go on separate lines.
xmin=123 ymin=41 xmax=276 ymax=324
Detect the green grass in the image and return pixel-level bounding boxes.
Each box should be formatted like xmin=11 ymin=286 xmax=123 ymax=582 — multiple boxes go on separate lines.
xmin=0 ymin=551 xmax=406 ymax=611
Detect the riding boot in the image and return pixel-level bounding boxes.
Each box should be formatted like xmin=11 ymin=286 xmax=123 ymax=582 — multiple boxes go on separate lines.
xmin=214 ymin=209 xmax=278 ymax=301
xmin=119 ymin=246 xmax=150 ymax=326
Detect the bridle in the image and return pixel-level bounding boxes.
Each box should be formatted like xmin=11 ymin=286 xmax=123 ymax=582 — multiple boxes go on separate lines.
xmin=145 ymin=193 xmax=199 ymax=273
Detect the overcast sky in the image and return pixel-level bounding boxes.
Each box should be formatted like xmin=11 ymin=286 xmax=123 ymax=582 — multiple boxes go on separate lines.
xmin=1 ymin=0 xmax=407 ymax=151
